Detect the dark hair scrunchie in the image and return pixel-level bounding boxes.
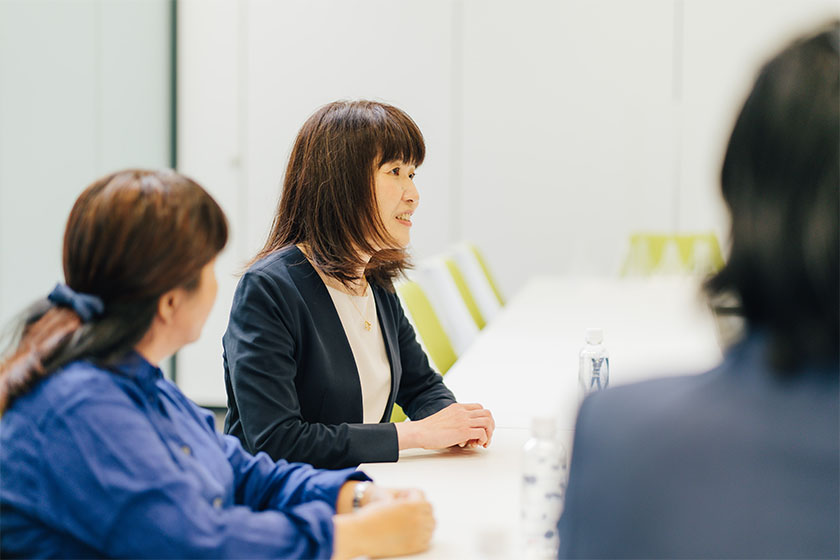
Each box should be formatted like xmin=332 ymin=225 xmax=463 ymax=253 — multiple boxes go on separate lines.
xmin=47 ymin=284 xmax=105 ymax=323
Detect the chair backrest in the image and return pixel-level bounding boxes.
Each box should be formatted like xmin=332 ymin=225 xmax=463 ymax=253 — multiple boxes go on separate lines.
xmin=444 ymin=258 xmax=486 ymax=329
xmin=391 ymin=280 xmax=458 ymax=423
xmin=412 ymin=258 xmax=479 ymax=356
xmin=621 ymin=232 xmax=724 ymax=276
xmin=451 ymin=243 xmax=502 ymax=322
xmin=468 ymin=244 xmax=505 ymax=305
xmin=395 ymin=280 xmax=458 ymax=375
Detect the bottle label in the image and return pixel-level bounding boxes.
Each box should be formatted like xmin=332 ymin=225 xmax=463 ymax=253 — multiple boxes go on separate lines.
xmin=588 ymin=356 xmax=609 ymax=390
xmin=521 ymin=452 xmax=567 ymax=558
xmin=580 ymin=353 xmax=610 ymax=394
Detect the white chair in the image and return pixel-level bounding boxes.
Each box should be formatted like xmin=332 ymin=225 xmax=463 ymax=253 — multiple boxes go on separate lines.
xmin=411 ymin=258 xmax=479 ymax=356
xmin=450 ymin=243 xmax=502 ymax=322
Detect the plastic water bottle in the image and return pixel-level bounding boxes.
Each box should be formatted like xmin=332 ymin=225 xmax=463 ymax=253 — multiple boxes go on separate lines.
xmin=579 ymin=328 xmax=609 ymax=396
xmin=521 ymin=416 xmax=567 ymax=559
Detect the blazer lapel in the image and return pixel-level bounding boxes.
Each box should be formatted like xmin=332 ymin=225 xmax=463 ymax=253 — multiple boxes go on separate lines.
xmin=285 ymin=246 xmax=365 ymax=422
xmin=373 ymin=284 xmax=401 ymax=422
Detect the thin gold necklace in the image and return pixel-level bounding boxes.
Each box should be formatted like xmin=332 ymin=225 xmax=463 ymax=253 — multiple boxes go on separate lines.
xmin=298 ymin=244 xmax=372 ymax=330
xmin=348 ymin=282 xmax=373 ymax=331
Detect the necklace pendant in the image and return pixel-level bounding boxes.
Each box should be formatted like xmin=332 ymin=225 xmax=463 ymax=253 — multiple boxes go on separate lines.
xmin=364 ymin=320 xmax=372 ymax=331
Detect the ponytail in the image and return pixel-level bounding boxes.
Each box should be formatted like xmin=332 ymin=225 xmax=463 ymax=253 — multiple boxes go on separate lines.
xmin=0 ymin=303 xmax=81 ymax=413
xmin=0 ymin=284 xmax=143 ymax=414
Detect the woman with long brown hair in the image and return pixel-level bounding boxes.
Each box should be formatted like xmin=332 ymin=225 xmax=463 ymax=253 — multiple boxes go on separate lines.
xmin=0 ymin=169 xmax=435 ymax=558
xmin=223 ymin=100 xmax=495 ymax=469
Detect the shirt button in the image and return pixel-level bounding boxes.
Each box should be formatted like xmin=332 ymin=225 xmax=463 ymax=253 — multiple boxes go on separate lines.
xmin=213 ymin=497 xmax=223 ymax=509
xmin=181 ymin=445 xmax=191 ymax=456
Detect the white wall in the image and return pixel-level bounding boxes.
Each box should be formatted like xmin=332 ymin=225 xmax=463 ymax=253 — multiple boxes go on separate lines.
xmin=461 ymin=0 xmax=679 ymax=279
xmin=4 ymin=1 xmax=831 ymax=405
xmin=177 ymin=0 xmax=837 ymax=406
xmin=177 ymin=0 xmax=459 ymax=405
xmin=0 ymin=0 xmax=171 ymax=333
xmin=176 ymin=0 xmax=243 ymax=404
xmin=462 ymin=0 xmax=838 ymax=287
xmin=679 ymin=0 xmax=840 ymax=233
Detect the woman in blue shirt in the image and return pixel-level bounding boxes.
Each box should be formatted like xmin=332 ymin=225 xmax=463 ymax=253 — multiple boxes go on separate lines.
xmin=223 ymin=100 xmax=495 ymax=469
xmin=0 ymin=169 xmax=434 ymax=558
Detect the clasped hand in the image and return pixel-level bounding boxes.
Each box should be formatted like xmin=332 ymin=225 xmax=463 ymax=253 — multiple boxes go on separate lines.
xmin=333 ymin=484 xmax=434 ymax=559
xmin=396 ymin=402 xmax=495 ymax=450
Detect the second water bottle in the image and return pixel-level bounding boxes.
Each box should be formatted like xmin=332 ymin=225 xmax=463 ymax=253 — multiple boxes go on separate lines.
xmin=579 ymin=327 xmax=609 ymax=395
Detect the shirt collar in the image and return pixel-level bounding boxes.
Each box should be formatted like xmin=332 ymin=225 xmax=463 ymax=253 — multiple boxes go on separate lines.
xmin=110 ymin=351 xmax=164 ymax=394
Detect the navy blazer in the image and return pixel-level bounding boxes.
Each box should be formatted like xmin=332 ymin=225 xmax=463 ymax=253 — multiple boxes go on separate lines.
xmin=558 ymin=333 xmax=839 ymax=559
xmin=222 ymin=246 xmax=456 ymax=469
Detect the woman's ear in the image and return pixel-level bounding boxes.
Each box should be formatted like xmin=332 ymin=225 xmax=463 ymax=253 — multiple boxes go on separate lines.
xmin=156 ymin=289 xmax=183 ymax=325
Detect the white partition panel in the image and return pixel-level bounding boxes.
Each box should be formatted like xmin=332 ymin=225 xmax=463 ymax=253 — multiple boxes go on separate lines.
xmin=0 ymin=0 xmax=170 ymax=331
xmin=176 ymin=0 xmax=244 ymax=405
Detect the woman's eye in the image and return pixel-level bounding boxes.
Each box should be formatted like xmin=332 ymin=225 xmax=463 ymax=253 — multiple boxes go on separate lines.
xmin=408 ymin=173 xmax=415 ymax=180
xmin=390 ymin=167 xmax=400 ymax=176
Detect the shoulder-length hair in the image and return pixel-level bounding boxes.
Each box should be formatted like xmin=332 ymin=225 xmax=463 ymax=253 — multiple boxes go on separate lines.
xmin=252 ymin=100 xmax=425 ymax=288
xmin=706 ymin=22 xmax=839 ymax=372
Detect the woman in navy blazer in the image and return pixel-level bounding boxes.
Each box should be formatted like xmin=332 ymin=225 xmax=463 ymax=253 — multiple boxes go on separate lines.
xmin=223 ymin=100 xmax=494 ymax=469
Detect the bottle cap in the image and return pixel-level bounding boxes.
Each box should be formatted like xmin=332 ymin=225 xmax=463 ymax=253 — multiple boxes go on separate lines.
xmin=530 ymin=416 xmax=557 ymax=439
xmin=585 ymin=328 xmax=604 ymax=344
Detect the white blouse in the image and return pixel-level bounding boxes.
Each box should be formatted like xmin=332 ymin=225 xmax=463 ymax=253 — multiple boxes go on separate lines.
xmin=323 ymin=284 xmax=392 ymax=423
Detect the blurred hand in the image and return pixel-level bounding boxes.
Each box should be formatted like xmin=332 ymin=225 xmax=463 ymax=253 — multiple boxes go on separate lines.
xmin=332 ymin=494 xmax=435 ymax=559
xmin=360 ymin=485 xmax=426 ymax=507
xmin=396 ymin=403 xmax=495 ymax=450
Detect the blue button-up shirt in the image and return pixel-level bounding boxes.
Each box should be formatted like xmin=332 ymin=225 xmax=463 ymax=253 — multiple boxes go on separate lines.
xmin=0 ymin=353 xmax=369 ymax=558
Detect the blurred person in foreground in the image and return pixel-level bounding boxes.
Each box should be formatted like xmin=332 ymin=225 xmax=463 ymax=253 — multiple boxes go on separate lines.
xmin=0 ymin=169 xmax=434 ymax=559
xmin=559 ymin=21 xmax=839 ymax=559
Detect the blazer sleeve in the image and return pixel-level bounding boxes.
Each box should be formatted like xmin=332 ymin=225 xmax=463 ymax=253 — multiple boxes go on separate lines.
xmin=390 ymin=292 xmax=457 ymax=420
xmin=223 ymin=270 xmax=398 ymax=469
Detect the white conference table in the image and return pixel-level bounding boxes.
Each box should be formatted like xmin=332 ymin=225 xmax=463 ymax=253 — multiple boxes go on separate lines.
xmin=361 ymin=276 xmax=724 ymax=559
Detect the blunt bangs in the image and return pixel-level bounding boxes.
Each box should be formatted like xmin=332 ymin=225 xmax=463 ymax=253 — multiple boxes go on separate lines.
xmin=374 ymin=104 xmax=425 ymax=168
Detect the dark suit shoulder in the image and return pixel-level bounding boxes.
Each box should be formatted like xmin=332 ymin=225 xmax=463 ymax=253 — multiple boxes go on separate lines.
xmin=580 ymin=336 xmax=838 ymax=451
xmin=562 ymin=339 xmax=840 ymax=559
xmin=237 ymin=247 xmax=325 ymax=309
xmin=245 ymin=246 xmax=310 ymax=284
xmin=577 ymin=371 xmax=719 ymax=444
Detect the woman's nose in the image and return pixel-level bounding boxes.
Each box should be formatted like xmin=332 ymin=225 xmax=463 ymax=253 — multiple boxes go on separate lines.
xmin=404 ymin=181 xmax=419 ymax=204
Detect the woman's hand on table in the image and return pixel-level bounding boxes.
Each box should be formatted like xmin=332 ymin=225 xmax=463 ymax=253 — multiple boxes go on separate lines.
xmin=361 ymin=485 xmax=426 ymax=506
xmin=332 ymin=485 xmax=434 ymax=559
xmin=395 ymin=403 xmax=495 ymax=450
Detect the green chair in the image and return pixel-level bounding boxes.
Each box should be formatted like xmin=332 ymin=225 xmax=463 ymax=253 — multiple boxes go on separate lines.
xmin=444 ymin=258 xmax=486 ymax=330
xmin=390 ymin=281 xmax=458 ymax=422
xmin=620 ymin=232 xmax=724 ymax=276
xmin=469 ymin=244 xmax=505 ymax=306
